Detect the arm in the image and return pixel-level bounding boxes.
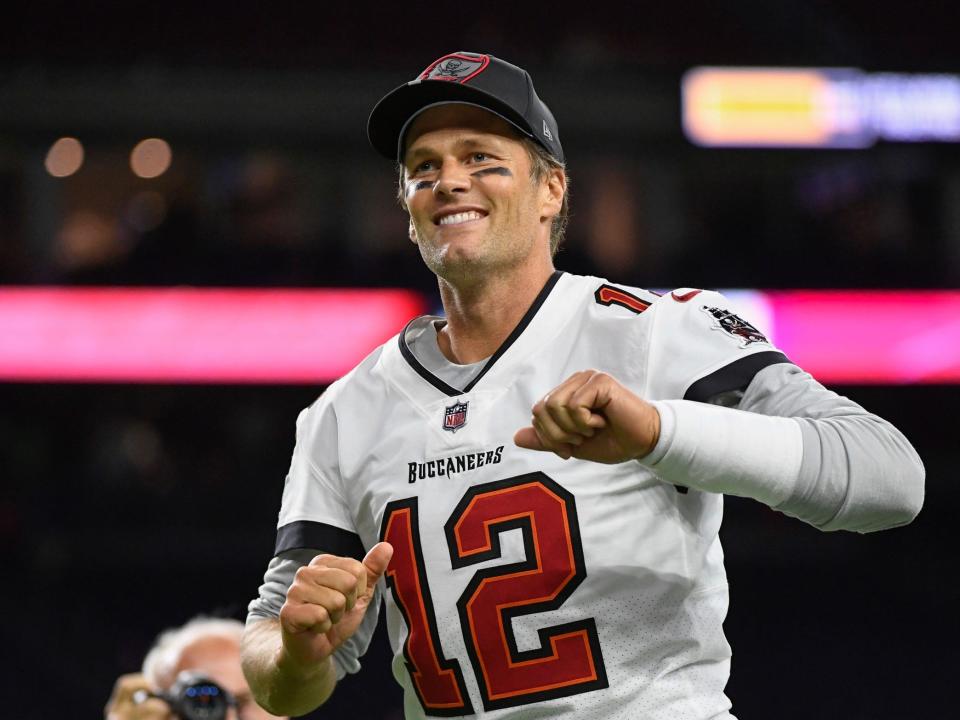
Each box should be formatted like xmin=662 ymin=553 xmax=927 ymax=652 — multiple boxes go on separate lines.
xmin=241 ymin=618 xmax=336 ymax=716
xmin=243 ymin=394 xmax=387 ymax=714
xmin=729 ymin=362 xmax=925 ymax=531
xmin=514 ymin=366 xmax=924 ymax=533
xmin=240 ymin=543 xmax=393 ymax=717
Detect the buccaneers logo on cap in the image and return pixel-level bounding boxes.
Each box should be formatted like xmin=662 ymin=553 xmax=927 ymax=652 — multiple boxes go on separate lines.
xmin=443 ymin=400 xmax=469 ymax=433
xmin=420 ymin=53 xmax=490 ymax=84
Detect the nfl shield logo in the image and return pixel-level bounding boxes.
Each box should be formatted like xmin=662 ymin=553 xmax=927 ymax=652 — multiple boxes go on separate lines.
xmin=443 ymin=401 xmax=469 ymax=433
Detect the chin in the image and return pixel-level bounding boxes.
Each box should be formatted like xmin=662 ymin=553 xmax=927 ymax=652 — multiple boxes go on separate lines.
xmin=430 ymin=233 xmax=488 ymax=263
xmin=428 ymin=246 xmax=495 ymax=282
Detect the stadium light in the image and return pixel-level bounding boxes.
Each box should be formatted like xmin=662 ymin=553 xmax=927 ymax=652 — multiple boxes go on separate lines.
xmin=44 ymin=137 xmax=85 ymax=178
xmin=130 ymin=138 xmax=173 ymax=178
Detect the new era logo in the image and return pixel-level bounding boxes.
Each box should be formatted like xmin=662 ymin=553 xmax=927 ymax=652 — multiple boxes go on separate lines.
xmin=542 ymin=119 xmax=554 ymax=141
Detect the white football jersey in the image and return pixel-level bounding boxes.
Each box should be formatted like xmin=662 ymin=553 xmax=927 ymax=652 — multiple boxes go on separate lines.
xmin=276 ymin=272 xmax=789 ymax=719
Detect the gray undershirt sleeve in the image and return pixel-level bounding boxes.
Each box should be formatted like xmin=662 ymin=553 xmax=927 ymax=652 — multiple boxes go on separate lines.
xmin=246 ymin=548 xmax=316 ymax=622
xmin=734 ymin=363 xmax=925 ymax=533
xmin=246 ymin=548 xmax=381 ymax=680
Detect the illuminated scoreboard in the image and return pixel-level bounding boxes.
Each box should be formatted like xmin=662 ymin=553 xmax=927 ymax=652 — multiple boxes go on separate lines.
xmin=682 ymin=67 xmax=960 ymax=147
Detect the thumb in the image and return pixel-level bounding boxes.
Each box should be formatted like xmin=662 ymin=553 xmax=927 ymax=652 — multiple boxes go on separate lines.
xmin=362 ymin=542 xmax=393 ymax=591
xmin=514 ymin=426 xmax=547 ymax=451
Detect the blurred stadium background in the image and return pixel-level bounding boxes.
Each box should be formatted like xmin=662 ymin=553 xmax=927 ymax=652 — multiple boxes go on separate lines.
xmin=1 ymin=2 xmax=956 ymax=717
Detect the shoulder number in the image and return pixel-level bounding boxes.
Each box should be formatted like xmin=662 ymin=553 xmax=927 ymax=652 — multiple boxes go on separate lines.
xmin=380 ymin=473 xmax=608 ymax=715
xmin=594 ymin=284 xmax=651 ymax=315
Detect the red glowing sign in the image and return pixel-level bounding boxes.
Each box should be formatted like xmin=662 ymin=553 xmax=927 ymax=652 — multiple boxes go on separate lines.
xmin=767 ymin=290 xmax=960 ymax=384
xmin=0 ymin=287 xmax=426 ymax=383
xmin=0 ymin=287 xmax=956 ymax=384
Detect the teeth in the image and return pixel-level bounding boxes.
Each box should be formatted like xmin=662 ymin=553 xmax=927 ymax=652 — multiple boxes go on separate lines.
xmin=439 ymin=211 xmax=483 ymax=225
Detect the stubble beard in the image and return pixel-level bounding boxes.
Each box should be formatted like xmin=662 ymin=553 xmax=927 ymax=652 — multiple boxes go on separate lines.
xmin=418 ymin=221 xmax=536 ymax=289
xmin=415 ymin=197 xmax=541 ymax=287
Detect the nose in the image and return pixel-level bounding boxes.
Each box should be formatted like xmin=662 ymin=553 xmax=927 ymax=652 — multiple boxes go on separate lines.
xmin=432 ymin=161 xmax=470 ymax=197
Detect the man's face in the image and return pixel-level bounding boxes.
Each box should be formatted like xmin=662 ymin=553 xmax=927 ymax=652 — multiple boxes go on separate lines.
xmin=175 ymin=636 xmax=284 ymax=720
xmin=402 ymin=104 xmax=560 ymax=281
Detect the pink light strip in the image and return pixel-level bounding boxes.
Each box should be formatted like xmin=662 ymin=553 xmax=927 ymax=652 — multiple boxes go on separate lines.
xmin=767 ymin=291 xmax=960 ymax=384
xmin=0 ymin=287 xmax=427 ymax=383
xmin=0 ymin=288 xmax=957 ymax=384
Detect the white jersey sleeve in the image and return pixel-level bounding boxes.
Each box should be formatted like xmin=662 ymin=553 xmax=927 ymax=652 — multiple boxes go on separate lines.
xmin=645 ymin=288 xmax=790 ymax=402
xmin=640 ymin=287 xmax=804 ymax=506
xmin=274 ymin=399 xmax=361 ymax=554
xmin=246 ymin=392 xmax=381 ymax=681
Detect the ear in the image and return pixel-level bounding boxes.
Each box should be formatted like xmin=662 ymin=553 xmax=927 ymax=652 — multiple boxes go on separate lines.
xmin=408 ymin=218 xmax=419 ymax=244
xmin=539 ymin=168 xmax=566 ymax=222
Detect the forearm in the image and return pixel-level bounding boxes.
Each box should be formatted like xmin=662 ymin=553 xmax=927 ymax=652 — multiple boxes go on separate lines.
xmin=642 ymin=364 xmax=925 ymax=533
xmin=642 ymin=398 xmax=802 ymax=508
xmin=241 ymin=618 xmax=337 ymax=716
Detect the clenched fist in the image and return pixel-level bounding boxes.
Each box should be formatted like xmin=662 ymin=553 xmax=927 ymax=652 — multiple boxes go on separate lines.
xmin=278 ymin=542 xmax=393 ymax=673
xmin=514 ymin=370 xmax=661 ymax=463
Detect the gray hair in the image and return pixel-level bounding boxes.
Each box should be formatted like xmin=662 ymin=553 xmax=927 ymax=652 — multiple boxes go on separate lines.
xmin=141 ymin=616 xmax=244 ymax=690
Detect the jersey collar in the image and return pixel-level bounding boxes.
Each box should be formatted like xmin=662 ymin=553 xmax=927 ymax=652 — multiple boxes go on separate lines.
xmin=397 ymin=270 xmax=565 ymax=398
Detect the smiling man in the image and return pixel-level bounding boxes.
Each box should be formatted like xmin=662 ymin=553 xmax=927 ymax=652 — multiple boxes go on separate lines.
xmin=240 ymin=52 xmax=924 ymax=719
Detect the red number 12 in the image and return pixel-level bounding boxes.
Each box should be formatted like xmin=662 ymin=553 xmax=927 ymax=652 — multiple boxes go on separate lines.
xmin=380 ymin=472 xmax=608 ymax=715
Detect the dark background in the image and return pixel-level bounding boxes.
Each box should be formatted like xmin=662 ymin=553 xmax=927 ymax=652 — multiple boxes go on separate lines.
xmin=0 ymin=2 xmax=955 ymax=718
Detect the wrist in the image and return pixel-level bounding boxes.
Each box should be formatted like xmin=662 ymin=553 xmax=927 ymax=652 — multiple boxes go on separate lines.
xmin=641 ymin=401 xmax=661 ymax=457
xmin=259 ymin=648 xmax=336 ymax=716
xmin=636 ymin=401 xmax=673 ymax=464
xmin=275 ymin=645 xmax=332 ymax=683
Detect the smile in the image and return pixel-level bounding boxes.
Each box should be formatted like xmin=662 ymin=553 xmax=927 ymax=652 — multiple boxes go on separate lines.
xmin=435 ymin=210 xmax=487 ymax=226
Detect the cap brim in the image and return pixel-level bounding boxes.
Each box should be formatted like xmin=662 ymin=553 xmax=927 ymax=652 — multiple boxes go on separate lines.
xmin=367 ymin=80 xmax=535 ymax=163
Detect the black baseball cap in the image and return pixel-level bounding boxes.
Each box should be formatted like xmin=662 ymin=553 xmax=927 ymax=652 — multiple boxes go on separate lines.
xmin=367 ymin=51 xmax=564 ymax=164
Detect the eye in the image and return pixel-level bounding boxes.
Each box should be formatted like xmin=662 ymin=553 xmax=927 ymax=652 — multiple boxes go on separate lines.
xmin=471 ymin=152 xmax=489 ymax=163
xmin=406 ymin=159 xmax=436 ymax=177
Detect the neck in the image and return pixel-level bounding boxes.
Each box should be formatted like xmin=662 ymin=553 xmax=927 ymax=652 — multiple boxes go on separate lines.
xmin=436 ymin=256 xmax=556 ymax=364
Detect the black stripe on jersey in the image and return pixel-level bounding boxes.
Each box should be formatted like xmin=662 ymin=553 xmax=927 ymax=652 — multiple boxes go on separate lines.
xmin=398 ymin=326 xmax=462 ymax=397
xmin=399 ymin=270 xmax=564 ymax=397
xmin=684 ymin=351 xmax=791 ymax=403
xmin=463 ymin=270 xmax=563 ymax=393
xmin=275 ymin=520 xmax=365 ymax=559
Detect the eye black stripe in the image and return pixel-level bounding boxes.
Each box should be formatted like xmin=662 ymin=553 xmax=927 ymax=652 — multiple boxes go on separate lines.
xmin=471 ymin=167 xmax=512 ymax=178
